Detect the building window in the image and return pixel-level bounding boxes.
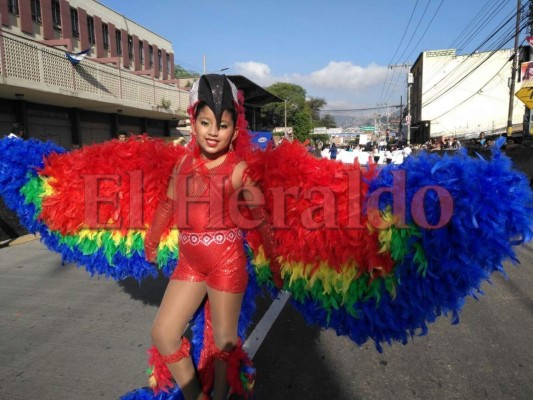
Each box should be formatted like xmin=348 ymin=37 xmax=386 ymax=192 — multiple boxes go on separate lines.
xmin=51 ymin=0 xmax=61 ymax=29
xmin=149 ymin=45 xmax=153 ymax=68
xmin=127 ymin=35 xmax=133 ymax=60
xmin=8 ymin=0 xmax=19 ymax=15
xmin=139 ymin=41 xmax=144 ymax=65
xmin=70 ymin=8 xmax=79 ymax=38
xmin=158 ymin=49 xmax=162 ymax=70
xmin=31 ymin=0 xmax=41 ymax=23
xmin=166 ymin=53 xmax=171 ymax=72
xmin=115 ymin=30 xmax=122 ymax=56
xmin=87 ymin=16 xmax=95 ymax=44
xmin=102 ymin=24 xmax=109 ymax=50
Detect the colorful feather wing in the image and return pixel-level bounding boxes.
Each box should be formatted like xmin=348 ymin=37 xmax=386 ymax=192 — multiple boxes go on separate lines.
xmin=246 ymin=139 xmax=533 ymax=350
xmin=0 ymin=137 xmax=188 ymax=280
xmin=1 ymin=136 xmax=258 ymax=400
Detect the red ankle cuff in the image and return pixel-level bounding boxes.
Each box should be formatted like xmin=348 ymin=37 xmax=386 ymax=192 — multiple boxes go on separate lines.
xmin=160 ymin=337 xmax=191 ymax=364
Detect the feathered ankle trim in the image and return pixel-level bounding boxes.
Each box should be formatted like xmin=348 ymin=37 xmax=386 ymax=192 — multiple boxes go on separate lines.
xmin=147 ymin=337 xmax=191 ymax=393
xmin=215 ymin=342 xmax=255 ymax=399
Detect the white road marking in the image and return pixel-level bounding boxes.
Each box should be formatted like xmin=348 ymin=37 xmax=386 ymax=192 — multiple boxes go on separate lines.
xmin=243 ymin=290 xmax=291 ymax=359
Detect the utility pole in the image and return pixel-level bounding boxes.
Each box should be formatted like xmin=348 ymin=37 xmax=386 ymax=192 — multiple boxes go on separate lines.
xmin=389 ymin=64 xmax=411 ymax=143
xmin=386 ymin=103 xmax=390 ymax=130
xmin=407 ymin=72 xmax=413 ymax=144
xmin=506 ymin=0 xmax=521 ymax=136
xmin=398 ymin=95 xmax=403 ymax=134
xmin=523 ymin=0 xmax=533 ymax=136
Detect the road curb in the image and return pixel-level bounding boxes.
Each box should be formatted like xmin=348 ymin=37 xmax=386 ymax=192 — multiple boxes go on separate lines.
xmin=8 ymin=233 xmax=39 ymax=246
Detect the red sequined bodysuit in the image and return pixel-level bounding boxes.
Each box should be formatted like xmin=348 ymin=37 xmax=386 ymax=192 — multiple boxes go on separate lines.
xmin=170 ymin=151 xmax=248 ymax=293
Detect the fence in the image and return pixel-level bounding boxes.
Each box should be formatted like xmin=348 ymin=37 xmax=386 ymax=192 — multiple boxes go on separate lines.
xmin=0 ymin=31 xmax=189 ymax=115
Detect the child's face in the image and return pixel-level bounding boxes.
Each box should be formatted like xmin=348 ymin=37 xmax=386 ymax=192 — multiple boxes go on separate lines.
xmin=192 ymin=106 xmax=237 ymax=159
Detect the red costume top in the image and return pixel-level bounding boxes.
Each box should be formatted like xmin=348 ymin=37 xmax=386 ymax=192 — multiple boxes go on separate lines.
xmin=170 ymin=151 xmax=248 ymax=293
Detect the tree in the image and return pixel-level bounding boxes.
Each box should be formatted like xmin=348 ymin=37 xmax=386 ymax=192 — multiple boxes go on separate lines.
xmin=293 ymin=110 xmax=313 ymax=142
xmin=261 ymin=83 xmax=327 ymax=141
xmin=174 ymin=65 xmax=200 ymax=78
xmin=307 ymin=97 xmax=326 ymax=126
xmin=320 ymin=114 xmax=337 ymax=128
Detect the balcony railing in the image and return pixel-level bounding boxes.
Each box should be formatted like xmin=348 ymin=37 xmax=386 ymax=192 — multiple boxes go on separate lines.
xmin=0 ymin=31 xmax=189 ymax=115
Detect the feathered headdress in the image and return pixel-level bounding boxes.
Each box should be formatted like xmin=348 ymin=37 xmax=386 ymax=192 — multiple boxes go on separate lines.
xmin=189 ymin=74 xmax=239 ymax=128
xmin=187 ymin=74 xmax=252 ymax=159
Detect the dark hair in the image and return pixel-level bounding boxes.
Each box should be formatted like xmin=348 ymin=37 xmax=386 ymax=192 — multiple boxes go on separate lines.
xmin=10 ymin=123 xmax=23 ymax=134
xmin=117 ymin=131 xmax=127 ymax=137
xmin=195 ymin=102 xmax=236 ymax=125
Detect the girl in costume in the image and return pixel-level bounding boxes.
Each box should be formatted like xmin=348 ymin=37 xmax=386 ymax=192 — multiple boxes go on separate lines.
xmin=143 ymin=74 xmax=275 ymax=400
xmin=1 ymin=76 xmax=533 ymax=400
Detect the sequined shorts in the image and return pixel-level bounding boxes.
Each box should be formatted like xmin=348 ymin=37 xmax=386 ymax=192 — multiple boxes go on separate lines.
xmin=170 ymin=228 xmax=248 ymax=293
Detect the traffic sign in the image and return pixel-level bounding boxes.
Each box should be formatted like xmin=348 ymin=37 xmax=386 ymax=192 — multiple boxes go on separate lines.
xmin=516 ymin=79 xmax=533 ymax=108
xmin=360 ymin=126 xmax=375 ymax=132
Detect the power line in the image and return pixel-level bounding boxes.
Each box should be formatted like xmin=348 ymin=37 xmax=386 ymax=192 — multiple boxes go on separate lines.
xmin=430 ymin=59 xmax=509 ymax=120
xmin=453 ymin=0 xmax=509 ymax=52
xmin=376 ymin=0 xmax=419 ymax=105
xmin=320 ymin=105 xmax=402 ymax=113
xmin=422 ymin=6 xmax=526 ymax=107
xmin=392 ymin=0 xmax=432 ymax=67
xmin=449 ymin=0 xmax=503 ymax=49
xmin=382 ymin=1 xmax=445 ymax=105
xmin=401 ymin=0 xmax=446 ymax=65
xmin=405 ymin=0 xmax=518 ymax=110
xmin=424 ymin=24 xmax=527 ymax=110
xmin=422 ymin=8 xmax=514 ymax=103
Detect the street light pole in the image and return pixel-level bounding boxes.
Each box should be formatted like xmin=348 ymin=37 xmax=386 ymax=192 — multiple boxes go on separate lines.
xmin=284 ymin=99 xmax=287 ymax=138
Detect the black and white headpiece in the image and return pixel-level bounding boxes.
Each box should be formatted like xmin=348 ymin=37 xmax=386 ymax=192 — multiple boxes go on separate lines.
xmin=189 ymin=74 xmax=239 ymax=128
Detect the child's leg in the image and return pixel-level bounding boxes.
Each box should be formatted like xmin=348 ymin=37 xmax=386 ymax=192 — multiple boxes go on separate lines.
xmin=207 ymin=287 xmax=245 ymax=400
xmin=151 ymin=280 xmax=207 ymax=400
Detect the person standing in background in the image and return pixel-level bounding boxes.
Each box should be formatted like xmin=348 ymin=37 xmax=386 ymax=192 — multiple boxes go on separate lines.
xmin=329 ymin=143 xmax=338 ymax=160
xmin=7 ymin=123 xmax=24 ymax=139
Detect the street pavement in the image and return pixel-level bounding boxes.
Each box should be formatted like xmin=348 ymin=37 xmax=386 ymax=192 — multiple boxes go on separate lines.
xmin=0 ymin=238 xmax=532 ymax=400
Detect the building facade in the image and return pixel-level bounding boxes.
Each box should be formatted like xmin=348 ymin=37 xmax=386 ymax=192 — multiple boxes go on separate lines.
xmin=0 ymin=0 xmax=189 ymax=147
xmin=410 ymin=48 xmax=523 ymax=142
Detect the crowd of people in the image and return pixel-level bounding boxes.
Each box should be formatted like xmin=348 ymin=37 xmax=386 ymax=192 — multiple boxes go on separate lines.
xmin=420 ymin=136 xmax=462 ymax=151
xmin=313 ymin=141 xmax=413 ymax=165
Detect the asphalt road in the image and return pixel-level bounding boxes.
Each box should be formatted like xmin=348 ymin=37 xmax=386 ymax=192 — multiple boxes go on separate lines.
xmin=0 ymin=238 xmax=532 ymax=400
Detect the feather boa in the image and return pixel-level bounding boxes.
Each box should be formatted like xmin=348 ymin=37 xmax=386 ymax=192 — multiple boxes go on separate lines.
xmin=1 ymin=135 xmax=532 ymax=398
xmin=246 ymin=138 xmax=533 ymax=351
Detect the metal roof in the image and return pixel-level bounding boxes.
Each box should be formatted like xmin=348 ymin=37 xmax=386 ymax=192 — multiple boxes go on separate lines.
xmin=227 ymin=75 xmax=283 ymax=107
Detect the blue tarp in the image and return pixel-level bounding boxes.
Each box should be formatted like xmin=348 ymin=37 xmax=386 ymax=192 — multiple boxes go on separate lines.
xmin=251 ymin=131 xmax=273 ymax=150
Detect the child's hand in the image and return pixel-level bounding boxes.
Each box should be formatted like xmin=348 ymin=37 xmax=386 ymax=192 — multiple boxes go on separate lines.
xmin=269 ymin=256 xmax=284 ymax=289
xmin=145 ymin=240 xmax=157 ymax=263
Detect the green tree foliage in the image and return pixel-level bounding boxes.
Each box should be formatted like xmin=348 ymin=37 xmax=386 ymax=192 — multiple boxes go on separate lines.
xmin=307 ymin=97 xmax=337 ymax=129
xmin=261 ymin=83 xmax=333 ymax=142
xmin=307 ymin=97 xmax=326 ymax=125
xmin=293 ymin=110 xmax=313 ymax=142
xmin=174 ymin=65 xmax=200 ymax=78
xmin=320 ymin=113 xmax=337 ymax=128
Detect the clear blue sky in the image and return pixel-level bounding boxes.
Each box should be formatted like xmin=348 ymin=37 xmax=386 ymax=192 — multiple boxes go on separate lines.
xmin=100 ymin=0 xmax=521 ymax=113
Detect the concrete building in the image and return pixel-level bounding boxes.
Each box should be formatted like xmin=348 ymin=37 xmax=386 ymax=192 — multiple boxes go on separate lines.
xmin=410 ymin=48 xmax=522 ymax=142
xmin=0 ymin=0 xmax=189 ymax=147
